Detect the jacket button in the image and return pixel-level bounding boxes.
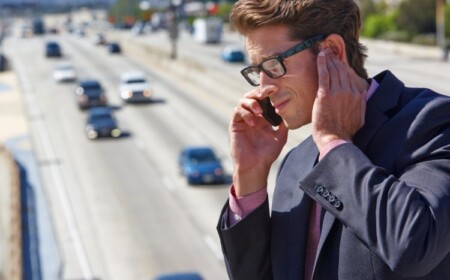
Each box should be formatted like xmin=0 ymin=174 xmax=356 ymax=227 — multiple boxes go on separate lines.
xmin=315 ymin=184 xmax=324 ymax=194
xmin=334 ymin=200 xmax=342 ymax=209
xmin=322 ymin=190 xmax=330 ymax=198
xmin=328 ymin=195 xmax=336 ymax=203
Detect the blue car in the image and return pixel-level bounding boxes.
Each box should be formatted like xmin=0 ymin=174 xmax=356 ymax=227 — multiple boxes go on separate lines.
xmin=221 ymin=45 xmax=245 ymax=62
xmin=154 ymin=272 xmax=203 ymax=280
xmin=45 ymin=41 xmax=62 ymax=57
xmin=178 ymin=146 xmax=225 ymax=185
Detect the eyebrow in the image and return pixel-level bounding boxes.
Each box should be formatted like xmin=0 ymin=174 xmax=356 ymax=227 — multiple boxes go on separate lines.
xmin=249 ymin=44 xmax=296 ymax=66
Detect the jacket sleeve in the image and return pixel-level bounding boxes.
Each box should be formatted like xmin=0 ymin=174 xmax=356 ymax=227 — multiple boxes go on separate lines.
xmin=299 ymin=99 xmax=450 ymax=277
xmin=217 ymin=198 xmax=273 ymax=280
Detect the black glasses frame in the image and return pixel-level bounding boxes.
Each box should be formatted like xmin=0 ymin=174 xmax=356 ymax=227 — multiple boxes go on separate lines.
xmin=240 ymin=34 xmax=327 ymax=86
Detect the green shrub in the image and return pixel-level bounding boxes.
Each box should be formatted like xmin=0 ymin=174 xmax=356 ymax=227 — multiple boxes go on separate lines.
xmin=446 ymin=5 xmax=450 ymax=38
xmin=361 ymin=13 xmax=396 ymax=38
xmin=396 ymin=0 xmax=436 ymax=35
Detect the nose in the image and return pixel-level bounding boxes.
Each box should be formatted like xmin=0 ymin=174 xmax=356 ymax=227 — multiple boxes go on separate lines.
xmin=258 ymin=71 xmax=278 ymax=98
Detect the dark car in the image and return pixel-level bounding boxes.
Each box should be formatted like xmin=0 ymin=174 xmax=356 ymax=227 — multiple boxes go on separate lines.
xmin=178 ymin=146 xmax=225 ymax=185
xmin=75 ymin=79 xmax=107 ymax=110
xmin=154 ymin=272 xmax=203 ymax=280
xmin=45 ymin=41 xmax=62 ymax=57
xmin=0 ymin=53 xmax=8 ymax=72
xmin=108 ymin=42 xmax=121 ymax=54
xmin=85 ymin=107 xmax=122 ymax=139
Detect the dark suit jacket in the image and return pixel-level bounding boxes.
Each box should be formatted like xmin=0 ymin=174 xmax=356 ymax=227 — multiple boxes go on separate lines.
xmin=217 ymin=71 xmax=450 ymax=280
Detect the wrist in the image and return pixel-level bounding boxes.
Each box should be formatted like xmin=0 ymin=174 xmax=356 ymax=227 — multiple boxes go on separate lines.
xmin=318 ymin=139 xmax=350 ymax=160
xmin=314 ymin=134 xmax=349 ymax=154
xmin=233 ymin=166 xmax=269 ymax=197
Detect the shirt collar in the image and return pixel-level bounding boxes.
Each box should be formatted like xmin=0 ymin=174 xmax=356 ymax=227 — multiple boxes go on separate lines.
xmin=366 ymin=78 xmax=379 ymax=101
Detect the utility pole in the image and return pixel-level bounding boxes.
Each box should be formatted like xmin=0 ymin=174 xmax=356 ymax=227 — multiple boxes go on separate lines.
xmin=436 ymin=0 xmax=448 ymax=60
xmin=167 ymin=0 xmax=181 ymax=59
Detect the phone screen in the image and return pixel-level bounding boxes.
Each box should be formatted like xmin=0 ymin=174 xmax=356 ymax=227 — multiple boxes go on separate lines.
xmin=258 ymin=97 xmax=282 ymax=126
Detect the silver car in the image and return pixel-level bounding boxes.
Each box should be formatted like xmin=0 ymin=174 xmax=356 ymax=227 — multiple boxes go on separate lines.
xmin=118 ymin=71 xmax=152 ymax=103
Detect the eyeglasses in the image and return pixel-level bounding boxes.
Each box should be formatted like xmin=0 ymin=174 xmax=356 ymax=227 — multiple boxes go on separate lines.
xmin=240 ymin=34 xmax=327 ymax=86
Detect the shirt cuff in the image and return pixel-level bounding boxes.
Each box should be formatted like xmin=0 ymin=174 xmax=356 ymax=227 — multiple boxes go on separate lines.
xmin=228 ymin=185 xmax=267 ymax=225
xmin=318 ymin=139 xmax=350 ymax=161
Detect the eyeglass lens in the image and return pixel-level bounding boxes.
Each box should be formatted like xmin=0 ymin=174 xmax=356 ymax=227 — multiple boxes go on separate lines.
xmin=245 ymin=70 xmax=260 ymax=86
xmin=244 ymin=58 xmax=285 ymax=86
xmin=262 ymin=58 xmax=285 ymax=78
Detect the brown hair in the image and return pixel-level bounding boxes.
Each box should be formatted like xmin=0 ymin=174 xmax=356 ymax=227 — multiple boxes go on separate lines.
xmin=230 ymin=0 xmax=368 ymax=78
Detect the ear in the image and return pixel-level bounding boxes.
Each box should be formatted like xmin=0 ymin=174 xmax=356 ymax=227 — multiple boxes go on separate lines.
xmin=318 ymin=34 xmax=347 ymax=62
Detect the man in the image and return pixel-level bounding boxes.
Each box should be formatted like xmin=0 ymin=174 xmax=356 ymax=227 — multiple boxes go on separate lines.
xmin=217 ymin=0 xmax=450 ymax=279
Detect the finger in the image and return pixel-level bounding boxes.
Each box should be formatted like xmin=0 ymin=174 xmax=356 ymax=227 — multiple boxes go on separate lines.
xmin=331 ymin=56 xmax=352 ymax=93
xmin=234 ymin=97 xmax=265 ymax=126
xmin=243 ymin=88 xmax=261 ymax=99
xmin=347 ymin=68 xmax=359 ymax=95
xmin=271 ymin=122 xmax=289 ymax=143
xmin=232 ymin=105 xmax=256 ymax=127
xmin=316 ymin=50 xmax=329 ymax=98
xmin=326 ymin=50 xmax=354 ymax=94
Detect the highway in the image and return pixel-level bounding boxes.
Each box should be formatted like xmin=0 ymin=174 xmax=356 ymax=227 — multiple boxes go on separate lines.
xmin=3 ymin=16 xmax=450 ymax=280
xmin=5 ymin=26 xmax=231 ymax=280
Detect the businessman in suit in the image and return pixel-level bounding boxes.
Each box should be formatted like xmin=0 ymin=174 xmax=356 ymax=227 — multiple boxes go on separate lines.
xmin=217 ymin=0 xmax=450 ymax=279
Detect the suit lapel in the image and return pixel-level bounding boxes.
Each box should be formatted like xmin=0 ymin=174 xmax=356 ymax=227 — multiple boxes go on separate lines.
xmin=313 ymin=210 xmax=335 ymax=270
xmin=289 ymin=138 xmax=319 ymax=279
xmin=354 ymin=71 xmax=405 ymax=149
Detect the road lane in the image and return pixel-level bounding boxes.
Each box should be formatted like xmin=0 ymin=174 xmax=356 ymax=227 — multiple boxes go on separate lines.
xmin=4 ymin=30 xmax=229 ymax=280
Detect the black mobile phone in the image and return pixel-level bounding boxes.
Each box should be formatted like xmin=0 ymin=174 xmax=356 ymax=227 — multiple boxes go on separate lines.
xmin=258 ymin=97 xmax=282 ymax=126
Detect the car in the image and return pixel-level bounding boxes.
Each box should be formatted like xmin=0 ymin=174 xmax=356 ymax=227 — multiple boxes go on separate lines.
xmin=0 ymin=53 xmax=8 ymax=72
xmin=45 ymin=41 xmax=62 ymax=57
xmin=118 ymin=72 xmax=152 ymax=103
xmin=178 ymin=146 xmax=225 ymax=185
xmin=75 ymin=79 xmax=108 ymax=110
xmin=85 ymin=107 xmax=122 ymax=140
xmin=93 ymin=33 xmax=107 ymax=45
xmin=108 ymin=42 xmax=121 ymax=54
xmin=154 ymin=272 xmax=203 ymax=280
xmin=131 ymin=21 xmax=147 ymax=35
xmin=221 ymin=45 xmax=245 ymax=62
xmin=73 ymin=28 xmax=85 ymax=37
xmin=53 ymin=62 xmax=77 ymax=82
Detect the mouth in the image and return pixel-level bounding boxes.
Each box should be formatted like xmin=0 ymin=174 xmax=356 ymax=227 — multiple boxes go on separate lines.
xmin=273 ymin=99 xmax=289 ymax=114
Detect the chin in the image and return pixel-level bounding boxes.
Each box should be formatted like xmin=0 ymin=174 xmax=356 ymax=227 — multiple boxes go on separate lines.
xmin=284 ymin=121 xmax=298 ymax=130
xmin=287 ymin=124 xmax=300 ymax=130
xmin=285 ymin=118 xmax=310 ymax=130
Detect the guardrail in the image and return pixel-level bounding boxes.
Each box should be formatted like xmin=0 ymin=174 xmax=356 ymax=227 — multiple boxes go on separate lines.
xmin=0 ymin=145 xmax=22 ymax=280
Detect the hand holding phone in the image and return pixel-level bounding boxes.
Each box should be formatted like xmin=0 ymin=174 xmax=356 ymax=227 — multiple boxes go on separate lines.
xmin=258 ymin=97 xmax=282 ymax=126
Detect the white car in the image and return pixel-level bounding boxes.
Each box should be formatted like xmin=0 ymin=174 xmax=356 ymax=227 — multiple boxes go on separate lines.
xmin=53 ymin=62 xmax=77 ymax=82
xmin=118 ymin=72 xmax=152 ymax=103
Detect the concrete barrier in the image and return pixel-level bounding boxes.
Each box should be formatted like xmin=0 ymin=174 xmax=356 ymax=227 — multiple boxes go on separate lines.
xmin=0 ymin=146 xmax=22 ymax=280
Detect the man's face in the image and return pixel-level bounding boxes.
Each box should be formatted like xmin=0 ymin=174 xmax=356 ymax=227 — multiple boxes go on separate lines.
xmin=245 ymin=25 xmax=319 ymax=129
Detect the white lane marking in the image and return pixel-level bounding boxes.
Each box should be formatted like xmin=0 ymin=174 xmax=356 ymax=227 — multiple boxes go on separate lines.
xmin=16 ymin=62 xmax=96 ymax=280
xmin=162 ymin=176 xmax=176 ymax=192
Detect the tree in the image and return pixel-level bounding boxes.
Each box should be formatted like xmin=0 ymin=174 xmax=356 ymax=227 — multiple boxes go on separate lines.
xmin=396 ymin=0 xmax=436 ymax=35
xmin=109 ymin=0 xmax=140 ymax=25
